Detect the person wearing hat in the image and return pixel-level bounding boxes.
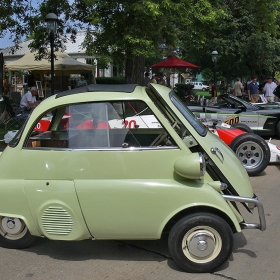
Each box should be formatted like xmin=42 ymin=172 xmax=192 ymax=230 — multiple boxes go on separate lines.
xmin=263 ymin=76 xmax=277 ymax=102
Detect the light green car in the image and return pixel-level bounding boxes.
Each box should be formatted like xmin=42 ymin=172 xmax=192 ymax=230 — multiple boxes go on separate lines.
xmin=0 ymin=84 xmax=265 ymax=273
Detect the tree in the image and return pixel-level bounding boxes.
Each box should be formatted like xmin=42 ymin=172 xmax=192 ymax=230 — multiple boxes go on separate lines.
xmin=2 ymin=0 xmax=280 ymax=86
xmin=178 ymin=0 xmax=280 ymax=83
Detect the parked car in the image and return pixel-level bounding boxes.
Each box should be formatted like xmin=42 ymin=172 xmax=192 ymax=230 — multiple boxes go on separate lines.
xmin=189 ymin=82 xmax=209 ymax=91
xmin=188 ymin=94 xmax=280 ymax=137
xmin=0 ymin=84 xmax=265 ymax=273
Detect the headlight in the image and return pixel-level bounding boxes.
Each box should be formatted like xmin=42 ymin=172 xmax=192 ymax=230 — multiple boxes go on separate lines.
xmin=174 ymin=152 xmax=206 ymax=180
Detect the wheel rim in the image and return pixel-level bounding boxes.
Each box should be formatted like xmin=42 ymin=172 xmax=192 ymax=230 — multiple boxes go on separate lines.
xmin=0 ymin=216 xmax=28 ymax=240
xmin=181 ymin=226 xmax=222 ymax=263
xmin=235 ymin=141 xmax=264 ymax=170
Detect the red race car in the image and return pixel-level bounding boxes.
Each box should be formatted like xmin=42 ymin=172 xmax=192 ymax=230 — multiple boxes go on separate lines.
xmin=210 ymin=123 xmax=270 ymax=176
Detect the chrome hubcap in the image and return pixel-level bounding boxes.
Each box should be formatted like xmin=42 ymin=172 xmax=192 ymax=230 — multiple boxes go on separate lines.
xmin=182 ymin=226 xmax=222 ymax=263
xmin=236 ymin=141 xmax=263 ymax=169
xmin=188 ymin=231 xmax=215 ymax=258
xmin=1 ymin=217 xmax=23 ymax=235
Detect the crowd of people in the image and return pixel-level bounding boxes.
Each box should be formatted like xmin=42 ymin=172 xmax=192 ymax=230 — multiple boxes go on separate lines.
xmin=223 ymin=76 xmax=280 ymax=103
xmin=144 ymin=72 xmax=167 ymax=87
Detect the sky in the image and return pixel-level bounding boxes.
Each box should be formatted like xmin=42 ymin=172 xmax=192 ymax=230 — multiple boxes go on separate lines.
xmin=0 ymin=0 xmax=75 ymax=50
xmin=0 ymin=33 xmax=14 ymax=49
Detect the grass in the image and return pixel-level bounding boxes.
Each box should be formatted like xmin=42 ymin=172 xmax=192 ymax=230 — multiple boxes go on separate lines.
xmin=194 ymin=90 xmax=224 ymax=99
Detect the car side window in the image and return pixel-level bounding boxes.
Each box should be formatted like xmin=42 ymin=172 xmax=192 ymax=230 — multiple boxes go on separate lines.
xmin=24 ymin=101 xmax=177 ymax=150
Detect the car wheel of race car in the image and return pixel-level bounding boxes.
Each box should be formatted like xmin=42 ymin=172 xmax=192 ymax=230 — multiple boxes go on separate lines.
xmin=168 ymin=213 xmax=233 ymax=273
xmin=231 ymin=123 xmax=253 ymax=133
xmin=229 ymin=133 xmax=270 ymax=176
xmin=0 ymin=216 xmax=35 ymax=249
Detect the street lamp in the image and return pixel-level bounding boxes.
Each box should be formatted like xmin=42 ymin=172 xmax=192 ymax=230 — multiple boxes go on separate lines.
xmin=0 ymin=52 xmax=3 ymax=99
xmin=212 ymin=50 xmax=218 ymax=87
xmin=45 ymin=12 xmax=58 ymax=95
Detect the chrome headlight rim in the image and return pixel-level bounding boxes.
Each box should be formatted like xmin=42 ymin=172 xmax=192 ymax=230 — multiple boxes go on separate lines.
xmin=199 ymin=152 xmax=206 ymax=178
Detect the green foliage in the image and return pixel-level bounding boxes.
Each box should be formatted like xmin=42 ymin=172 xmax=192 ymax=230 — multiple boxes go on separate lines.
xmin=174 ymin=83 xmax=194 ymax=97
xmin=96 ymin=77 xmax=126 ymax=84
xmin=2 ymin=0 xmax=280 ymax=84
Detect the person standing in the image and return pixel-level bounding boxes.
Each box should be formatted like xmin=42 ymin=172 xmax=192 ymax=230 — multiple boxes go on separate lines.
xmin=273 ymin=79 xmax=280 ymax=102
xmin=144 ymin=72 xmax=151 ymax=87
xmin=226 ymin=83 xmax=231 ymax=94
xmin=233 ymin=78 xmax=243 ymax=97
xmin=263 ymin=76 xmax=277 ymax=102
xmin=151 ymin=74 xmax=157 ymax=84
xmin=248 ymin=77 xmax=259 ymax=103
xmin=209 ymin=80 xmax=217 ymax=103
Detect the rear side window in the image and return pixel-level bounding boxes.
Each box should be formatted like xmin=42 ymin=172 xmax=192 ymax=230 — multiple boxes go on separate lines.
xmin=24 ymin=101 xmax=178 ymax=150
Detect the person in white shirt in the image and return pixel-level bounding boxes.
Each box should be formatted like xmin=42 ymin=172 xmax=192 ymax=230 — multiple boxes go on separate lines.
xmin=20 ymin=87 xmax=40 ymax=111
xmin=263 ymin=77 xmax=277 ymax=102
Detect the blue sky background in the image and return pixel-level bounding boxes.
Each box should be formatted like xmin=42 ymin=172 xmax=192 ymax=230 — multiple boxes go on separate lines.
xmin=0 ymin=33 xmax=14 ymax=48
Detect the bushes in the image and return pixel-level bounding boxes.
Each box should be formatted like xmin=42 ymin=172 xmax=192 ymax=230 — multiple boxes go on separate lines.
xmin=174 ymin=83 xmax=194 ymax=98
xmin=96 ymin=77 xmax=126 ymax=84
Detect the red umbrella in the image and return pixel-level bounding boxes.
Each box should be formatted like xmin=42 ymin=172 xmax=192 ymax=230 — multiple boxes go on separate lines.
xmin=151 ymin=56 xmax=199 ymax=87
xmin=151 ymin=56 xmax=199 ymax=69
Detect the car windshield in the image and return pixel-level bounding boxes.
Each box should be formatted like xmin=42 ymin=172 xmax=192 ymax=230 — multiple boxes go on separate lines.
xmin=146 ymin=86 xmax=207 ymax=136
xmin=170 ymin=92 xmax=207 ymax=136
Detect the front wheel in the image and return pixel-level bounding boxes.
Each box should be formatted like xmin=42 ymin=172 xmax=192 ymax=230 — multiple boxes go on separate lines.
xmin=229 ymin=133 xmax=270 ymax=176
xmin=168 ymin=213 xmax=233 ymax=273
xmin=0 ymin=216 xmax=35 ymax=249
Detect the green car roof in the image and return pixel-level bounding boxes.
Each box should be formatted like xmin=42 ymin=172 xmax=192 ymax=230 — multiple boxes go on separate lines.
xmin=56 ymin=84 xmax=138 ymax=98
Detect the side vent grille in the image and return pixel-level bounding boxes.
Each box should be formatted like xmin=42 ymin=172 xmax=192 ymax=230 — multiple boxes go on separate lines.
xmin=42 ymin=206 xmax=73 ymax=235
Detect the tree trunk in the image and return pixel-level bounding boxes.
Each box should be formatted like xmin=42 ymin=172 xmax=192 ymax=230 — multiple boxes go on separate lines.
xmin=125 ymin=58 xmax=133 ymax=84
xmin=125 ymin=55 xmax=145 ymax=85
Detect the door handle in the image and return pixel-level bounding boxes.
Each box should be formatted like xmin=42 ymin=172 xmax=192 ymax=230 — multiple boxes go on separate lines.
xmin=211 ymin=147 xmax=224 ymax=162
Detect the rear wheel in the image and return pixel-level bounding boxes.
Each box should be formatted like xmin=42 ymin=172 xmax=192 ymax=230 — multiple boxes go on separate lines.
xmin=229 ymin=133 xmax=270 ymax=176
xmin=0 ymin=216 xmax=35 ymax=249
xmin=168 ymin=213 xmax=233 ymax=273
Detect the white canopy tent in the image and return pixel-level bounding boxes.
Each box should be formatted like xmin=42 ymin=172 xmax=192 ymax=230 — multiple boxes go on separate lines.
xmin=6 ymin=50 xmax=93 ymax=71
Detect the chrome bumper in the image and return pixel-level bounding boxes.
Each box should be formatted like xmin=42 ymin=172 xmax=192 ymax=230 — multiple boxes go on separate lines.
xmin=222 ymin=195 xmax=266 ymax=231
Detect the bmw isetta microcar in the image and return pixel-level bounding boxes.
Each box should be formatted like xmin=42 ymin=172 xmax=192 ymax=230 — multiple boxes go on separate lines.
xmin=0 ymin=84 xmax=265 ymax=273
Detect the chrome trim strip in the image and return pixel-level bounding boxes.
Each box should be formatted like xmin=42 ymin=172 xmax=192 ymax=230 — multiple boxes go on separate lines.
xmin=23 ymin=146 xmax=179 ymax=151
xmin=222 ymin=195 xmax=266 ymax=231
